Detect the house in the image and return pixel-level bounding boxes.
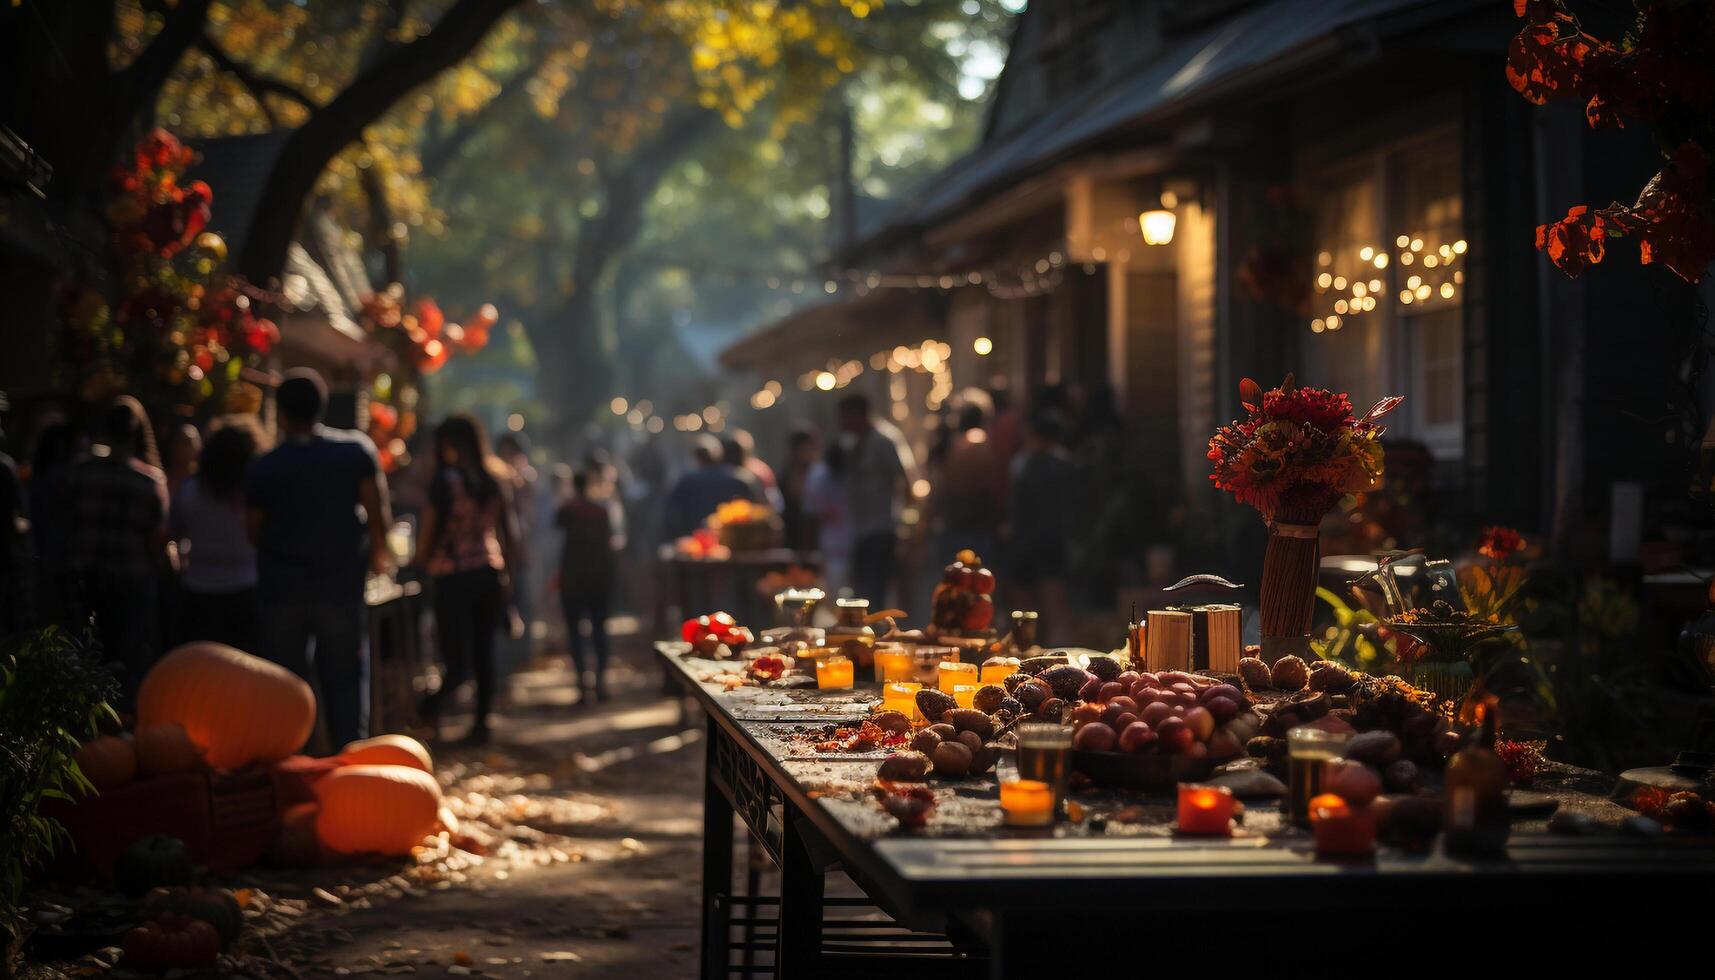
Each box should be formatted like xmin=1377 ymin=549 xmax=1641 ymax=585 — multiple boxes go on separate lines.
xmin=728 ymin=0 xmax=1708 ymax=575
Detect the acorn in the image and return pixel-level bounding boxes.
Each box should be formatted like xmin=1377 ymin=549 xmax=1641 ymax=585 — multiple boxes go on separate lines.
xmin=916 ymin=688 xmax=958 ymax=723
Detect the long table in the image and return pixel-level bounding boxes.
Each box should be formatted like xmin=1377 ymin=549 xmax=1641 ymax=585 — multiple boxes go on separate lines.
xmin=659 ymin=642 xmax=1715 ymax=977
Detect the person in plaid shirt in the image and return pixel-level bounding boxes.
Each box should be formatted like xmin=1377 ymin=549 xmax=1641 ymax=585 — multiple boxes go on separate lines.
xmin=62 ymin=396 xmax=170 ymax=703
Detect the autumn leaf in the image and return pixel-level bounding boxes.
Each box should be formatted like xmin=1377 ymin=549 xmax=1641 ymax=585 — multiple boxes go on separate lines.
xmin=1239 ymin=377 xmax=1262 ymax=411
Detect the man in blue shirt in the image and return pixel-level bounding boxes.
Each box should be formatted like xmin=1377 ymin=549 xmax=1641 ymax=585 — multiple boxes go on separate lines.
xmin=662 ymin=435 xmax=756 ymax=541
xmin=247 ymin=369 xmax=392 ymax=746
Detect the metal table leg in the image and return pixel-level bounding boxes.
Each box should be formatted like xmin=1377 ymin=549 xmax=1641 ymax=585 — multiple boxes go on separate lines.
xmin=701 ymin=715 xmax=735 ymax=980
xmin=773 ymin=810 xmax=824 ymax=977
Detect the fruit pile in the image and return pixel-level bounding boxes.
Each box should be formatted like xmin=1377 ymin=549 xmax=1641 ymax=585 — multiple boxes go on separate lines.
xmin=680 ymin=612 xmax=754 ymax=657
xmin=1237 ymin=655 xmax=1452 ymax=774
xmin=1058 ymin=664 xmax=1257 ymax=760
xmin=930 ymin=550 xmax=996 ymax=633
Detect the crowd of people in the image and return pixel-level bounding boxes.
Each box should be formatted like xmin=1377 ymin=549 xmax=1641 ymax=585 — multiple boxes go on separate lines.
xmin=0 ymin=368 xmax=630 ymax=749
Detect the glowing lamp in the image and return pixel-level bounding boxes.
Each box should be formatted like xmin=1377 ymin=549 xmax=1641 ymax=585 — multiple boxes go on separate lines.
xmin=1139 ymin=209 xmax=1177 ymax=246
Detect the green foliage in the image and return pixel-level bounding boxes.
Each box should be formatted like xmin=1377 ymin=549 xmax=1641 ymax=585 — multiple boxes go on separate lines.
xmin=0 ymin=629 xmax=119 ymax=925
xmin=1310 ymin=586 xmax=1395 ymax=673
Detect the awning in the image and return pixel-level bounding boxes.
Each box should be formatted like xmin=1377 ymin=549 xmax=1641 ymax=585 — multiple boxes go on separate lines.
xmin=890 ymin=0 xmax=1488 ymax=236
xmin=720 ymin=289 xmax=943 ymax=373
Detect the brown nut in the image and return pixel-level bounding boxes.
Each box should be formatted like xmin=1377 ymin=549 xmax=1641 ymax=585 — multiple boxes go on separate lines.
xmin=909 ymin=729 xmax=943 ymax=755
xmin=972 ymin=684 xmax=1008 ymax=714
xmin=870 ymin=710 xmax=911 ymax=735
xmin=931 ymin=741 xmax=973 ymax=777
xmin=926 ymin=723 xmax=958 ymax=741
xmin=948 ymin=708 xmax=996 ymax=741
xmin=1238 ymin=657 xmax=1273 ymax=690
xmin=1269 ymin=655 xmax=1309 ymax=691
xmin=916 ymin=688 xmax=958 ymax=723
xmin=877 ymin=751 xmax=930 ymax=782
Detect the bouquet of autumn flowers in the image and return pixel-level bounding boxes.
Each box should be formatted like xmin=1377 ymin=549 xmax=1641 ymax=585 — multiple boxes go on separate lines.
xmin=1208 ymin=375 xmax=1401 ymax=523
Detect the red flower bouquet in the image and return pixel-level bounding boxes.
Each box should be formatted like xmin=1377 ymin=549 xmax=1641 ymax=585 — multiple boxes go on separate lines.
xmin=1209 ymin=375 xmax=1401 ymax=656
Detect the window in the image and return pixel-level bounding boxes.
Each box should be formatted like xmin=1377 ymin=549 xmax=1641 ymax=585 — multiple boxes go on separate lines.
xmin=1302 ymin=130 xmax=1465 ymax=461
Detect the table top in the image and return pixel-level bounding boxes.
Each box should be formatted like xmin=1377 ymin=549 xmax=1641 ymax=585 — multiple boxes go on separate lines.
xmin=658 ymin=642 xmax=1715 ymax=915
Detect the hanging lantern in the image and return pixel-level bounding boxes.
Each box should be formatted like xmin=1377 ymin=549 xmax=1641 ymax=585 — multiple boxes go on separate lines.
xmin=1140 ymin=209 xmax=1177 ymax=246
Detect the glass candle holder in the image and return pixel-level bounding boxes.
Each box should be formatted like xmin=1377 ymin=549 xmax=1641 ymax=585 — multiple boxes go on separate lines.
xmin=1310 ymin=793 xmax=1376 ymax=856
xmin=816 ymin=656 xmax=854 ymax=690
xmin=937 ymin=661 xmax=978 ymax=693
xmin=980 ymin=659 xmax=1019 ymax=685
xmin=881 ymin=680 xmax=921 ymax=720
xmin=912 ymin=646 xmax=957 ymax=686
xmin=1287 ymin=727 xmax=1352 ymax=826
xmin=952 ymin=684 xmax=977 ymax=709
xmin=1000 ymin=778 xmax=1054 ymax=827
xmin=1176 ymin=783 xmax=1236 ymax=836
xmin=1014 ymin=722 xmax=1073 ymax=817
xmin=874 ymin=644 xmax=914 ymax=683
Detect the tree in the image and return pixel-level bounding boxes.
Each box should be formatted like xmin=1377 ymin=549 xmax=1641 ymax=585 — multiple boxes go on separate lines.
xmin=0 ymin=0 xmax=525 ymax=285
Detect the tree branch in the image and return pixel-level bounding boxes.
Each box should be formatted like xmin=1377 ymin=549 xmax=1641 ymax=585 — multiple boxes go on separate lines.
xmin=196 ymin=31 xmax=317 ymax=126
xmin=418 ymin=65 xmax=534 ymax=177
xmin=237 ymin=0 xmax=525 ymax=282
xmin=119 ymin=0 xmax=215 ymax=127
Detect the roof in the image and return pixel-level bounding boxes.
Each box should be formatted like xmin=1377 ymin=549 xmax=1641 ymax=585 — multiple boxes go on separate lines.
xmin=720 ymin=289 xmax=941 ymax=372
xmin=881 ymin=0 xmax=1488 ymax=238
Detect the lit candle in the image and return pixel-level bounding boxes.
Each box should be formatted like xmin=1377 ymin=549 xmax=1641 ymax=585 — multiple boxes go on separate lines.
xmin=1000 ymin=779 xmax=1054 ymax=827
xmin=874 ymin=644 xmax=914 ymax=683
xmin=1176 ymin=783 xmax=1236 ymax=836
xmin=882 ymin=681 xmax=921 ymax=720
xmin=952 ymin=684 xmax=977 ymax=709
xmin=1310 ymin=793 xmax=1376 ymax=856
xmin=979 ymin=660 xmax=1019 ymax=685
xmin=938 ymin=661 xmax=977 ymax=693
xmin=816 ymin=656 xmax=854 ymax=690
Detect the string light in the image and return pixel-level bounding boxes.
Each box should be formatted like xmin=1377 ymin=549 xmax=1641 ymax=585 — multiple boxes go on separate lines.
xmin=973 ymin=336 xmax=993 ymax=355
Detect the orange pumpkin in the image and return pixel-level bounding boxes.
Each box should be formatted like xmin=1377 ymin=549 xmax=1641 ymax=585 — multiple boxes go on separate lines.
xmin=75 ymin=735 xmax=137 ymax=790
xmin=339 ymin=734 xmax=433 ymax=773
xmin=267 ymin=802 xmax=322 ymax=869
xmin=137 ymin=642 xmax=315 ymax=770
xmin=134 ymin=723 xmax=206 ymax=776
xmin=314 ymin=765 xmax=442 ymax=855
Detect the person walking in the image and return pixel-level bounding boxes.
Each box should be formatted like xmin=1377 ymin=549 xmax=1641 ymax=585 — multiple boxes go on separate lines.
xmin=779 ymin=428 xmax=819 ymax=552
xmin=555 ymin=467 xmax=617 ymax=703
xmin=837 ymin=393 xmax=912 ymax=607
xmin=247 ymin=369 xmax=392 ymax=748
xmin=1007 ymin=411 xmax=1077 ymax=643
xmin=415 ymin=414 xmax=522 ymax=744
xmin=171 ymin=415 xmax=268 ymax=651
xmin=62 ymin=396 xmax=170 ymax=704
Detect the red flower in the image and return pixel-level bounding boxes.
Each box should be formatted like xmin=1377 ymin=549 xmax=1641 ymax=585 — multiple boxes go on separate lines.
xmin=1477 ymin=525 xmax=1527 ymax=562
xmin=1534 ymin=205 xmax=1609 ymax=277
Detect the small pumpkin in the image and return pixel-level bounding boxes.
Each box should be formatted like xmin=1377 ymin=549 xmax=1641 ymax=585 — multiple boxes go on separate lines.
xmin=314 ymin=764 xmax=442 ymax=856
xmin=141 ymin=887 xmax=242 ymax=947
xmin=266 ymin=802 xmax=322 ymax=869
xmin=114 ymin=835 xmax=194 ymax=898
xmin=339 ymin=733 xmax=434 ymax=773
xmin=134 ymin=723 xmax=206 ymax=776
xmin=121 ymin=913 xmax=220 ymax=970
xmin=75 ymin=734 xmax=137 ymax=790
xmin=138 ymin=642 xmax=316 ymax=769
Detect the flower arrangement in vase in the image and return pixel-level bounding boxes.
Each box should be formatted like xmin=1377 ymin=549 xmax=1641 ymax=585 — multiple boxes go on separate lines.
xmin=1208 ymin=375 xmax=1401 ymax=659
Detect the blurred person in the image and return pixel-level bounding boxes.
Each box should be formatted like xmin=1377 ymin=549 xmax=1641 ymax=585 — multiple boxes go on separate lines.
xmin=1007 ymin=411 xmax=1077 ymax=643
xmin=930 ymin=397 xmax=1003 ymax=565
xmin=248 ymin=369 xmax=392 ymax=747
xmin=837 ymin=393 xmax=912 ymax=606
xmin=805 ymin=436 xmax=853 ymax=593
xmin=63 ymin=396 xmax=169 ymax=702
xmin=779 ymin=428 xmax=819 ymax=551
xmin=416 ymin=414 xmax=523 ymax=745
xmin=988 ymin=383 xmax=1023 ymax=499
xmin=163 ymin=422 xmax=201 ymax=499
xmin=722 ymin=428 xmax=781 ymax=511
xmin=172 ymin=415 xmax=268 ymax=651
xmin=555 ymin=467 xmax=618 ymax=702
xmin=494 ymin=431 xmax=539 ymax=676
xmin=662 ymin=434 xmax=756 ymax=540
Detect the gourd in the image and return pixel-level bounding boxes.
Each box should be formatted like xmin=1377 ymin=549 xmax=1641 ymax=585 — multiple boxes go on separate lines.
xmin=75 ymin=735 xmax=137 ymax=790
xmin=140 ymin=887 xmax=243 ymax=947
xmin=314 ymin=765 xmax=442 ymax=856
xmin=137 ymin=642 xmax=315 ymax=769
xmin=121 ymin=914 xmax=220 ymax=970
xmin=113 ymin=835 xmax=194 ymax=898
xmin=134 ymin=723 xmax=206 ymax=776
xmin=339 ymin=733 xmax=434 ymax=773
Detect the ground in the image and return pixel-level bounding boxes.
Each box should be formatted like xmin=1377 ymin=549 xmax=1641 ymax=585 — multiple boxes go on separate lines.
xmin=30 ymin=621 xmax=707 ymax=980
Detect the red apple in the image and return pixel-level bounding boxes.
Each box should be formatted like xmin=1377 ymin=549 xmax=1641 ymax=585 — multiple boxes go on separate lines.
xmin=1184 ymin=706 xmax=1216 ymax=742
xmin=971 ymin=567 xmax=995 ymax=595
xmin=1140 ymin=702 xmax=1174 ymax=728
xmin=1079 ymin=678 xmax=1105 ymax=702
xmin=1116 ymin=671 xmax=1142 ymax=689
xmin=1073 ymin=722 xmax=1117 ymax=752
xmin=1203 ymin=695 xmax=1241 ymax=724
xmin=1098 ymin=682 xmax=1126 ymax=703
xmin=1068 ymin=702 xmax=1103 ymax=730
xmin=1135 ymin=672 xmax=1160 ymax=688
xmin=1119 ymin=721 xmax=1157 ymax=753
xmin=1157 ymin=717 xmax=1194 ymax=754
xmin=952 ymin=564 xmax=975 ymax=589
xmin=960 ymin=594 xmax=994 ymax=631
xmin=1158 ymin=671 xmax=1193 ymax=687
xmin=1110 ymin=711 xmax=1138 ymax=733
